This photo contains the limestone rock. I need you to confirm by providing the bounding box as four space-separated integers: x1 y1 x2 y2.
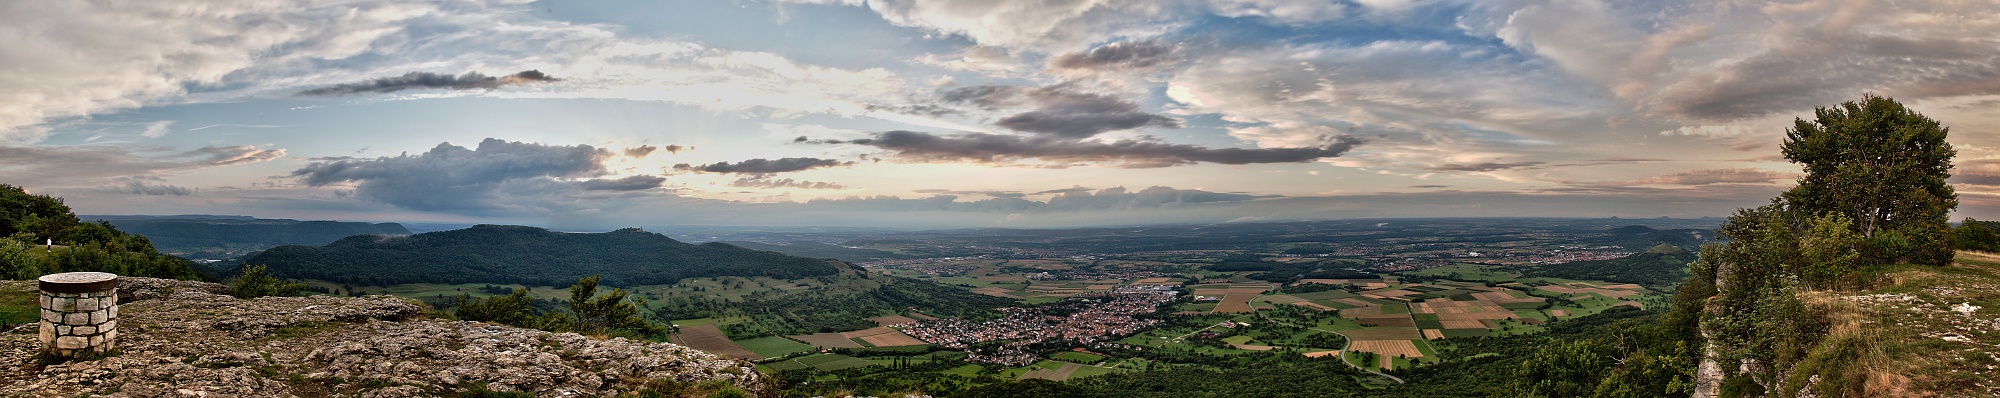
0 277 769 397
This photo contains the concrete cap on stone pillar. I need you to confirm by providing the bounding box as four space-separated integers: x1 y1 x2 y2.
39 272 119 293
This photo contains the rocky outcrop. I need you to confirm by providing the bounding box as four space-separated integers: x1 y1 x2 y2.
0 278 769 397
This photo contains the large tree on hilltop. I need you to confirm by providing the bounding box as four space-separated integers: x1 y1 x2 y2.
1779 94 1957 266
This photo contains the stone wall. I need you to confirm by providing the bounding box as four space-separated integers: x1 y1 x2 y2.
38 272 119 357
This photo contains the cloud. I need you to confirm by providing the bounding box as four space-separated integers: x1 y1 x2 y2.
623 145 685 158
1409 185 1450 189
295 70 558 96
289 138 619 213
1425 162 1545 172
577 175 667 191
731 177 849 190
825 130 1361 168
787 0 1185 52
672 157 854 174
1631 168 1792 186
624 146 659 158
140 120 174 139
1048 40 1178 70
110 180 194 196
935 84 1181 138
0 144 284 189
0 0 478 141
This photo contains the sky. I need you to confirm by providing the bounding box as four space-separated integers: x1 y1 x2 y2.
4 0 2000 230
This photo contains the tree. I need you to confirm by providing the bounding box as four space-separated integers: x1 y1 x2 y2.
228 265 308 298
1780 94 1957 266
1954 218 2000 252
454 288 536 326
566 275 663 336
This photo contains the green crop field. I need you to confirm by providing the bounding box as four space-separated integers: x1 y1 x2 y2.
794 353 878 371
1052 351 1105 363
737 336 814 358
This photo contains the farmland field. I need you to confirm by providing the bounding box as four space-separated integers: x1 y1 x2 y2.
794 353 878 371
671 324 761 360
789 332 865 349
842 326 927 347
736 336 814 358
1348 340 1424 358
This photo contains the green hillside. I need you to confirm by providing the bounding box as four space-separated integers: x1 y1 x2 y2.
242 224 842 286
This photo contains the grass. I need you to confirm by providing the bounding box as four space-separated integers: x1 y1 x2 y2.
0 286 38 325
1068 364 1125 379
791 353 878 371
1052 351 1105 363
735 336 814 358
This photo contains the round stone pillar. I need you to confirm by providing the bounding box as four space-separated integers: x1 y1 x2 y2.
37 272 120 357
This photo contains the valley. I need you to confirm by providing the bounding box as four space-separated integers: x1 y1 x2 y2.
274 218 1701 396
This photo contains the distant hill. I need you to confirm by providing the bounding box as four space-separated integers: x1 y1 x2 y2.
717 241 913 262
241 225 842 286
91 216 411 259
1586 225 1710 251
1519 243 1696 288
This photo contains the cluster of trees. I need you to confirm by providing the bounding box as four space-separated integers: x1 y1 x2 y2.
0 184 205 280
1954 218 2000 252
453 275 664 337
241 224 843 286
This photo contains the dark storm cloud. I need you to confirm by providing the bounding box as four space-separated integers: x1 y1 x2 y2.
938 84 1180 138
295 70 559 96
1424 162 1546 172
732 177 848 190
671 157 853 174
1048 40 1177 70
289 138 614 212
826 131 1361 168
577 175 667 191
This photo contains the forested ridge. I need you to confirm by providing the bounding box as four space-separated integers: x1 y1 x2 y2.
95 217 410 257
243 224 842 286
